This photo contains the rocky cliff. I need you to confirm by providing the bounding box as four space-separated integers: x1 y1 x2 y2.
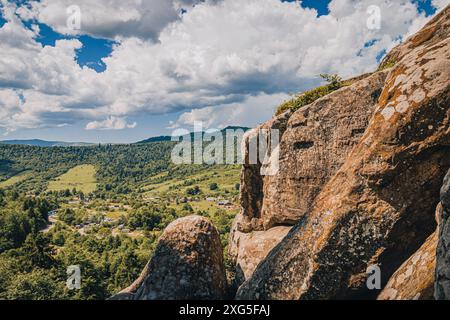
234 6 449 299
230 68 389 282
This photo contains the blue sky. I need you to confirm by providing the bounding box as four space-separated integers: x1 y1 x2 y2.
285 0 331 16
29 22 116 72
413 0 439 15
0 0 446 143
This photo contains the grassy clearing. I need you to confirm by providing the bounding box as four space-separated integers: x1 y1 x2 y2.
0 171 33 188
144 166 241 197
47 164 97 194
190 200 239 214
105 210 127 220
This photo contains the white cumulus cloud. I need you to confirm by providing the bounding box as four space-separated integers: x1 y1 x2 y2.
171 92 290 129
0 0 443 134
432 0 449 11
18 0 219 41
86 116 137 130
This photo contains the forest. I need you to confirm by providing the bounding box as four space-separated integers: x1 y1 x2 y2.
0 141 241 299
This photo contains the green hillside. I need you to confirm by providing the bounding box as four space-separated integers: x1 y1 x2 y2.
47 165 98 194
0 141 241 300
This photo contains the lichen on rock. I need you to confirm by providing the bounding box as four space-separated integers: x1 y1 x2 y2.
236 7 450 300
378 231 437 300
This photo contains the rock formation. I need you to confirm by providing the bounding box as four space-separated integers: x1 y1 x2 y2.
229 225 291 282
378 231 437 300
235 7 450 300
111 216 227 300
379 169 450 300
230 71 389 281
436 170 450 300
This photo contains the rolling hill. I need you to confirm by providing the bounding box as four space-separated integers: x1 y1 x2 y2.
0 139 94 147
137 126 251 144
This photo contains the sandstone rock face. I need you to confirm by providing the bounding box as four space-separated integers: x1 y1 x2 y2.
237 7 450 300
238 111 291 233
436 170 450 300
230 71 388 282
378 232 437 300
111 216 227 300
229 112 292 282
229 226 291 282
237 72 388 233
262 71 388 230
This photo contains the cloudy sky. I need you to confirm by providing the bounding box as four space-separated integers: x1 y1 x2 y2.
0 0 447 143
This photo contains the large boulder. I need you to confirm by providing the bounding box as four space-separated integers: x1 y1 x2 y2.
230 71 388 281
237 7 450 300
236 71 387 233
378 231 437 300
436 170 450 300
261 71 388 230
111 216 228 300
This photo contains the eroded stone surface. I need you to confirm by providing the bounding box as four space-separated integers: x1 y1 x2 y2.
238 111 291 233
378 232 437 300
229 225 291 281
230 71 388 282
111 216 227 300
237 71 388 233
237 7 450 300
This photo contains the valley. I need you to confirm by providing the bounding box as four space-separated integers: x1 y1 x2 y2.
0 141 241 299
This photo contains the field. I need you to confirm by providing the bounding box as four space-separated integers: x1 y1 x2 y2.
144 166 241 197
47 164 98 194
0 170 33 188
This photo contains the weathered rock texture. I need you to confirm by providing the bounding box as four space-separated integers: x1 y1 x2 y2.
436 170 450 300
236 7 450 300
111 216 227 300
378 200 445 300
237 72 388 232
229 226 291 281
238 111 291 233
262 72 388 230
378 231 437 300
230 70 389 281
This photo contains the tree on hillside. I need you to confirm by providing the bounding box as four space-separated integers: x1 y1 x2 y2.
209 182 219 191
320 73 343 90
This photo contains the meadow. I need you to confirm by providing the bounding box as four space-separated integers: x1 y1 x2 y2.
47 164 98 194
0 170 33 188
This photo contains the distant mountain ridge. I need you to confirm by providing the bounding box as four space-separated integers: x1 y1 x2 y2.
0 139 94 147
0 126 252 147
136 126 251 144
